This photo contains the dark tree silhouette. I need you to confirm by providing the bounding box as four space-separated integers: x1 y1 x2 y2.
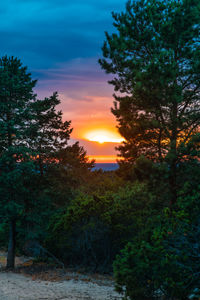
99 0 200 205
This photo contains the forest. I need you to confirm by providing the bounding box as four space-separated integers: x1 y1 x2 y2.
0 0 200 299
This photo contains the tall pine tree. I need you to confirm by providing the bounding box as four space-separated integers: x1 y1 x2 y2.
0 56 73 267
0 56 38 267
99 0 200 205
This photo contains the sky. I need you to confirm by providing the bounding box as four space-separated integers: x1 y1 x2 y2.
0 0 125 162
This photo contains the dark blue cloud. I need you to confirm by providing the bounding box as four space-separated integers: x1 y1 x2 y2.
0 0 124 69
0 0 125 98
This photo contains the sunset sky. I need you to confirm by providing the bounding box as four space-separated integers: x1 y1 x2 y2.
1 0 125 162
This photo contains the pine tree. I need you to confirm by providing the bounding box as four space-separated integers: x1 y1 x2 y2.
0 56 38 267
99 0 200 205
0 56 73 267
30 92 72 176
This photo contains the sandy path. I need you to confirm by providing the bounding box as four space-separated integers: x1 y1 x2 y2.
0 272 122 300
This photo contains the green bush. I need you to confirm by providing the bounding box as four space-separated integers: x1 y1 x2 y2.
46 182 158 272
114 208 200 300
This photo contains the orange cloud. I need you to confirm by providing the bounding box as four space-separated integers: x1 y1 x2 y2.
88 155 118 163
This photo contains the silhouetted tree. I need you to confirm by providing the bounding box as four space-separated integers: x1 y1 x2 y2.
0 56 73 268
99 0 200 205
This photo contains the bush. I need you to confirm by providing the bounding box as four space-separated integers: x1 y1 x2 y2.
46 182 158 272
114 208 200 300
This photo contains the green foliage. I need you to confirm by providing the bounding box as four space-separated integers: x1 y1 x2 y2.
30 92 73 175
100 0 200 161
114 199 200 300
46 181 159 272
0 57 43 244
113 157 200 299
0 56 37 153
114 241 162 300
81 168 124 194
45 142 95 207
99 0 200 205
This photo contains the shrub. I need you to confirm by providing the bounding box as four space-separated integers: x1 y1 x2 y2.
114 208 200 300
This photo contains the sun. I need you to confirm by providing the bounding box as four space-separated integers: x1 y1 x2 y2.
85 130 123 144
89 134 110 144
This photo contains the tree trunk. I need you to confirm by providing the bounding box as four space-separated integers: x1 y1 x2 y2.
6 219 16 269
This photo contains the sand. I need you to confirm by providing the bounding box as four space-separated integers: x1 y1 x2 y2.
0 271 122 300
0 251 122 299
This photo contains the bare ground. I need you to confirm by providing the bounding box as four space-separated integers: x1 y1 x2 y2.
0 252 122 300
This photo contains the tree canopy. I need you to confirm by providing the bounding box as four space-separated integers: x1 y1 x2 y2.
99 0 200 203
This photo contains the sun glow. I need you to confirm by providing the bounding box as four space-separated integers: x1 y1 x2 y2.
85 130 124 144
88 155 118 163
